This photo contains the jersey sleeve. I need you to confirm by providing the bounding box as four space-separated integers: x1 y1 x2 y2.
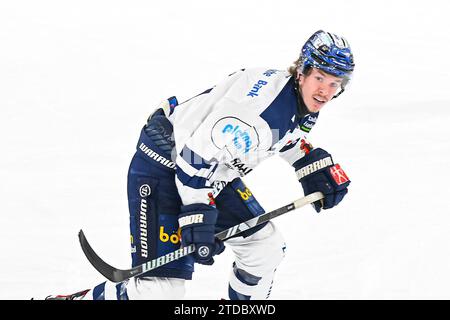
277 111 320 166
278 135 311 166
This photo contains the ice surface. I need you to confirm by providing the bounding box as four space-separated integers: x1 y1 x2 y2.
1 0 449 299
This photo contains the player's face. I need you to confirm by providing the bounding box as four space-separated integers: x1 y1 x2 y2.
298 68 343 113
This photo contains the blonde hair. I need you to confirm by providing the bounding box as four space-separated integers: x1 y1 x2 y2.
288 58 301 77
288 58 313 78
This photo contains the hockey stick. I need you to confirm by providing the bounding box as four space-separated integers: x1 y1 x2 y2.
79 191 323 283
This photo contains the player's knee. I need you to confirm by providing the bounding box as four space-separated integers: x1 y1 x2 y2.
233 222 286 276
258 223 286 273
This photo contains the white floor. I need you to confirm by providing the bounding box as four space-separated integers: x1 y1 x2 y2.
1 0 449 299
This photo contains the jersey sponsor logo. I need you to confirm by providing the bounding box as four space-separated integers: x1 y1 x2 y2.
222 124 253 154
307 115 318 122
299 115 318 133
329 164 350 185
211 117 259 155
247 80 268 97
178 214 204 228
159 226 181 245
227 158 253 176
296 156 333 180
263 69 279 77
138 143 176 169
247 69 280 97
236 187 253 201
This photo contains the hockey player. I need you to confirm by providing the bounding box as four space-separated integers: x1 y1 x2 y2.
45 30 354 300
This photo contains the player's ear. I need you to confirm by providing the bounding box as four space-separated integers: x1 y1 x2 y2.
297 72 303 85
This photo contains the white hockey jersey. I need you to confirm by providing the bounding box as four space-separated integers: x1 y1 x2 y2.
167 68 319 205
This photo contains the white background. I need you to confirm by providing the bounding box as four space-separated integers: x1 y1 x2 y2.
1 0 449 299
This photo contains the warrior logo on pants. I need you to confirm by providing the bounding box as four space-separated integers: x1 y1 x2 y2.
140 184 151 197
139 184 151 258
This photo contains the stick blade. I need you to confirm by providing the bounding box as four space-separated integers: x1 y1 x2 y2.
78 230 122 282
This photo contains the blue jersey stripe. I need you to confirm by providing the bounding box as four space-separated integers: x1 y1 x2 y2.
176 166 209 189
180 145 212 171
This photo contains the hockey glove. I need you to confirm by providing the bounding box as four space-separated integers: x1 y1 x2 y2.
293 148 350 213
178 203 225 265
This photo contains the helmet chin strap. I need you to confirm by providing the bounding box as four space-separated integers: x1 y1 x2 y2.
332 88 345 99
